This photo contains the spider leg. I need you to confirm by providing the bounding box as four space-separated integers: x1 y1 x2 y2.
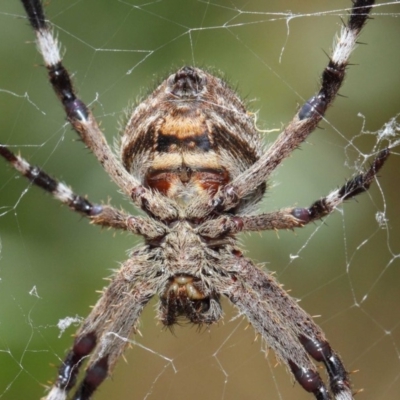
45 255 157 400
19 0 175 219
199 148 389 237
218 254 353 400
0 144 164 238
243 148 389 231
212 0 375 212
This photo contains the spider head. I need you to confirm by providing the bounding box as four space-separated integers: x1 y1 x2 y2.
159 274 222 326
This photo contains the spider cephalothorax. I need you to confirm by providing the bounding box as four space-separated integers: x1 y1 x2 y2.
0 1 389 400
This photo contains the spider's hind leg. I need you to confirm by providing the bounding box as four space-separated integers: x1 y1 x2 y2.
19 0 171 218
212 0 376 213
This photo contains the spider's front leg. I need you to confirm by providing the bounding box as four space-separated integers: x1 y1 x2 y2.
211 0 375 212
216 254 353 400
46 254 158 400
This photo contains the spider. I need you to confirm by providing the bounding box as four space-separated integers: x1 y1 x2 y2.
0 0 389 399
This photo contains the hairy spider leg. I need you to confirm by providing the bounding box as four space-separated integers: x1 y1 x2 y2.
0 1 383 400
0 145 164 237
219 255 353 400
199 148 389 233
46 257 158 400
214 0 376 212
19 0 174 219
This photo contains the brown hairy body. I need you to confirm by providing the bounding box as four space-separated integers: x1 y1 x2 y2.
0 1 388 400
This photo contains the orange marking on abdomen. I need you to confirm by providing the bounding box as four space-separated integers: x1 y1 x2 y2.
145 166 229 197
157 115 212 153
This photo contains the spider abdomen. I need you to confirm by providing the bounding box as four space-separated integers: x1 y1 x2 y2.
121 66 265 210
143 111 230 200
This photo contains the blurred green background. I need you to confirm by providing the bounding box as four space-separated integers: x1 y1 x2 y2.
0 1 399 399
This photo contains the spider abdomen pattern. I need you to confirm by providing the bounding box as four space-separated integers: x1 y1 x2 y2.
122 66 265 213
0 1 390 400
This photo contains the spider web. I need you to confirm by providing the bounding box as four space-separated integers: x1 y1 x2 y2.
0 1 399 399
